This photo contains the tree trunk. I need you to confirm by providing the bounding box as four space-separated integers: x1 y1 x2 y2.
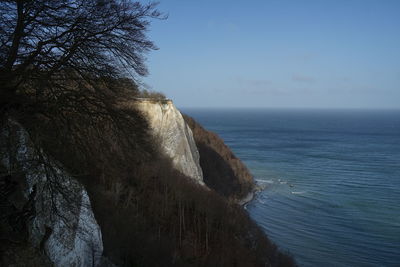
5 0 25 70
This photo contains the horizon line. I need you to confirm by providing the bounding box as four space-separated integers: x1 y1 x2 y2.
178 106 400 111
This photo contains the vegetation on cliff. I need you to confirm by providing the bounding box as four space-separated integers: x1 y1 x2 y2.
184 114 254 200
0 1 295 266
6 99 292 266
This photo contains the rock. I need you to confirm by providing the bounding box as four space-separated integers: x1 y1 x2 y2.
132 99 204 185
0 120 104 267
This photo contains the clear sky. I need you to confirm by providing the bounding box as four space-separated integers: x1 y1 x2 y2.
142 0 400 109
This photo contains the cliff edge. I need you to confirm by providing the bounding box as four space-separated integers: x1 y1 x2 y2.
132 99 204 185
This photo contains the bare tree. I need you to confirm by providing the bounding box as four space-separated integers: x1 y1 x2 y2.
0 1 163 238
0 0 163 113
0 0 163 174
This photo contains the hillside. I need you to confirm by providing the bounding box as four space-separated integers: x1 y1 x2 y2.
183 114 254 200
0 100 295 266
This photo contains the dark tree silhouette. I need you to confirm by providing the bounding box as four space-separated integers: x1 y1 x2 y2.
0 1 162 230
0 0 163 179
0 0 163 113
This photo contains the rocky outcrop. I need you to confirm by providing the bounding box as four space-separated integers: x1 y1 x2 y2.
132 99 204 185
183 114 254 199
0 120 104 266
130 99 253 199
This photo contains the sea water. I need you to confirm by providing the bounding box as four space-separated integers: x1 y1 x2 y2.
183 108 400 267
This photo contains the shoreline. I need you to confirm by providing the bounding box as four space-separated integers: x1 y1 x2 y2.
238 191 255 206
238 183 264 206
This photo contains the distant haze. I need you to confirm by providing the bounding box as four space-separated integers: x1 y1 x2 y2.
144 0 400 109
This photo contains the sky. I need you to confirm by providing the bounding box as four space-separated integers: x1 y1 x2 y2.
142 0 400 109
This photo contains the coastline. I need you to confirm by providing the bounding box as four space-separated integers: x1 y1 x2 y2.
238 191 255 206
238 183 264 206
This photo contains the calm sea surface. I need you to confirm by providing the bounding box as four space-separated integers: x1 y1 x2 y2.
183 108 400 267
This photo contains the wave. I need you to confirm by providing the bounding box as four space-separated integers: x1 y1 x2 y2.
255 178 274 184
291 191 306 195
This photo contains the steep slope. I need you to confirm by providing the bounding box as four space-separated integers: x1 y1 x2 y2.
0 120 104 266
132 99 204 185
183 114 254 199
0 101 295 267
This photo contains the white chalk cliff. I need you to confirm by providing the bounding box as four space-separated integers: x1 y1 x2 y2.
0 120 104 267
133 99 204 185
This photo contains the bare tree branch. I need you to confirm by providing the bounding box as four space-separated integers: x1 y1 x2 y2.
0 0 164 112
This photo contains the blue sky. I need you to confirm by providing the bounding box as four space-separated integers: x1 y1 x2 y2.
142 0 400 109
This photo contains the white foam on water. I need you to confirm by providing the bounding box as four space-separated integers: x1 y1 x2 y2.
257 199 266 204
291 191 306 195
255 178 274 184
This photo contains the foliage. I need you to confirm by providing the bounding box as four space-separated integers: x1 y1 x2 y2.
184 114 254 200
137 89 167 99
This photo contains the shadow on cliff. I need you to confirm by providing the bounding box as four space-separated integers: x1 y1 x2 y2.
197 142 243 197
183 114 254 200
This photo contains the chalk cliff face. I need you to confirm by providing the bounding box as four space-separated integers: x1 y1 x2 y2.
133 99 204 185
0 120 103 267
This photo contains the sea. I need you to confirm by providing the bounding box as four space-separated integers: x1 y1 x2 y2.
183 108 400 267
